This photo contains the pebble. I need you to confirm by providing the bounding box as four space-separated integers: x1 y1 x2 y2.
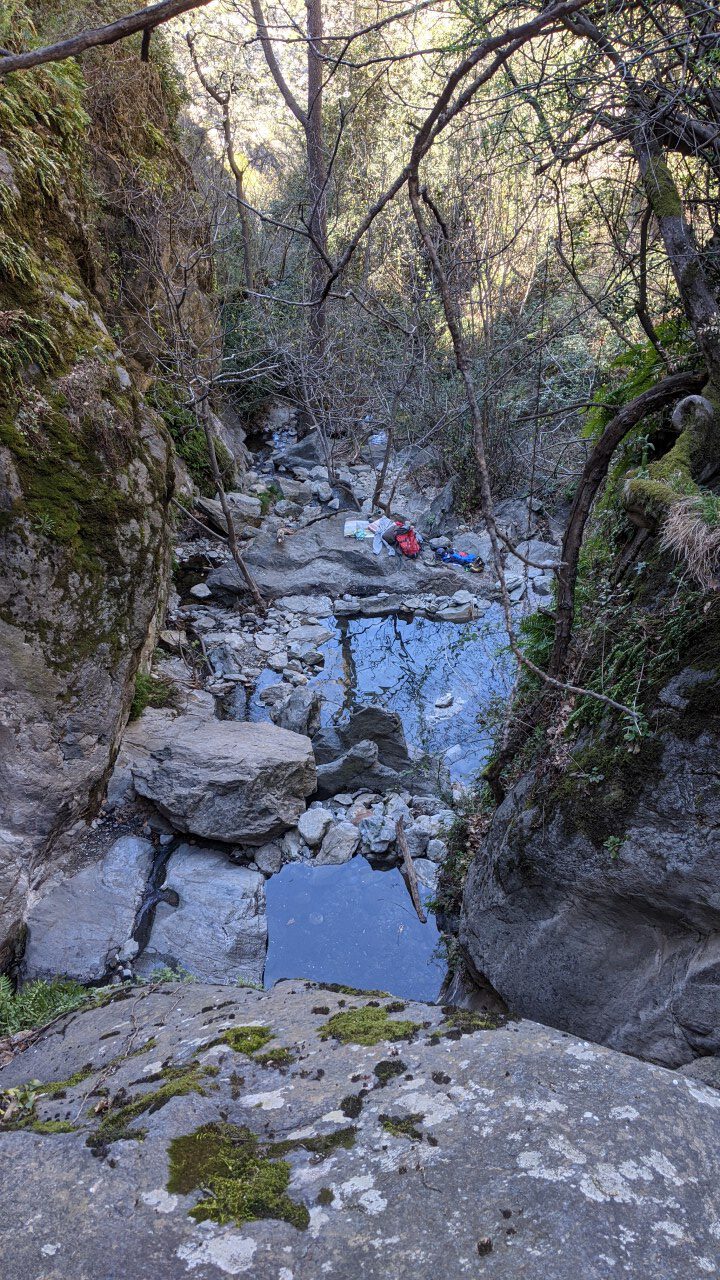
435 692 454 709
189 582 211 599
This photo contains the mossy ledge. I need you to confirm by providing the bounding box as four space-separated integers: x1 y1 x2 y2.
85 1061 217 1153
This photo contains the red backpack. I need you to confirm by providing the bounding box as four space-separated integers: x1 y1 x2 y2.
395 526 421 558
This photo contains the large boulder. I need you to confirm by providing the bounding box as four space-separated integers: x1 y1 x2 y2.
504 538 559 581
124 711 316 842
314 740 403 800
21 836 154 984
1 980 719 1279
460 667 720 1067
208 513 467 601
135 845 266 985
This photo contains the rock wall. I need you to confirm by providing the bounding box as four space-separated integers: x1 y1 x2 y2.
460 663 720 1066
0 4 215 966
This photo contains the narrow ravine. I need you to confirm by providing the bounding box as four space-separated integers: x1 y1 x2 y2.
19 412 557 1003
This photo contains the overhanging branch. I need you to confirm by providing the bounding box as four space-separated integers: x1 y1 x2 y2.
0 0 216 75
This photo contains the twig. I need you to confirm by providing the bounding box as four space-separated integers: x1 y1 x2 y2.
396 818 427 924
171 495 229 543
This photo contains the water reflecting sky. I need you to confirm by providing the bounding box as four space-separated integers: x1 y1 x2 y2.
264 857 445 1002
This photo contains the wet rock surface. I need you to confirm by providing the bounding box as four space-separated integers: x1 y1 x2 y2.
1 982 719 1280
213 513 468 601
22 836 154 984
135 846 267 986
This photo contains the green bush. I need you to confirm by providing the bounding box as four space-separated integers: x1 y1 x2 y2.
147 380 235 495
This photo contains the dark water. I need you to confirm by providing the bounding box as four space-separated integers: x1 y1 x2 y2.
257 608 512 999
264 857 445 1001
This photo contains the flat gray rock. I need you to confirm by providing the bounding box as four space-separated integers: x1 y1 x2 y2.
1 981 719 1279
135 845 266 985
209 514 467 601
124 711 316 842
22 836 154 983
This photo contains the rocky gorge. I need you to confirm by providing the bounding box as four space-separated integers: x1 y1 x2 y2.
16 418 529 999
3 4 720 1276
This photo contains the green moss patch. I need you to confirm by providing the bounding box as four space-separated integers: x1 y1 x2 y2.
269 1127 357 1159
373 1059 407 1086
86 1062 214 1152
319 1006 420 1046
340 1093 365 1118
436 1008 503 1036
221 1025 273 1055
167 1123 309 1230
380 1113 425 1142
318 983 390 997
253 1047 295 1070
30 1119 77 1134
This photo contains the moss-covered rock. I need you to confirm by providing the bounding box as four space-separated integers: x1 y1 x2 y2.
0 1 219 966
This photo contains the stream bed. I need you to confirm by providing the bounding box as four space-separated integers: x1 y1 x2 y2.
262 604 512 998
253 604 512 780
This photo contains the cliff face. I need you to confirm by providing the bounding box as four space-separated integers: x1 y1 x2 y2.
460 608 720 1068
0 4 214 966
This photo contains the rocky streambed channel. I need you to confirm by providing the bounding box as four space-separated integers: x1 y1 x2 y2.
21 420 561 1005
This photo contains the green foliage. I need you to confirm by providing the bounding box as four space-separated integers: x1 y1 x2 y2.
0 9 89 216
582 320 697 439
603 835 623 859
0 975 92 1036
221 300 276 421
167 1123 310 1231
129 671 176 720
148 380 235 496
0 311 58 386
518 609 555 671
259 483 282 514
318 1005 420 1046
692 492 720 529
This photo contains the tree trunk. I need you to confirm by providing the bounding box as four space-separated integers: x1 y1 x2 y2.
548 369 706 679
634 133 720 398
305 0 328 355
223 105 255 295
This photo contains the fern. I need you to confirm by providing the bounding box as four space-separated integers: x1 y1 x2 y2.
0 975 92 1036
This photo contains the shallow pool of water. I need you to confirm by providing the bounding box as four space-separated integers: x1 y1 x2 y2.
264 857 445 1002
310 606 512 781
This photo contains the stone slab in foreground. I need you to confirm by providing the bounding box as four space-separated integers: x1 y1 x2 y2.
0 982 719 1279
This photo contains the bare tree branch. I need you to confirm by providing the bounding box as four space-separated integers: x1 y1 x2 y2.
0 0 215 74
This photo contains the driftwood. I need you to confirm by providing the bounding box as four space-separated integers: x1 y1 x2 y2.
395 817 427 924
